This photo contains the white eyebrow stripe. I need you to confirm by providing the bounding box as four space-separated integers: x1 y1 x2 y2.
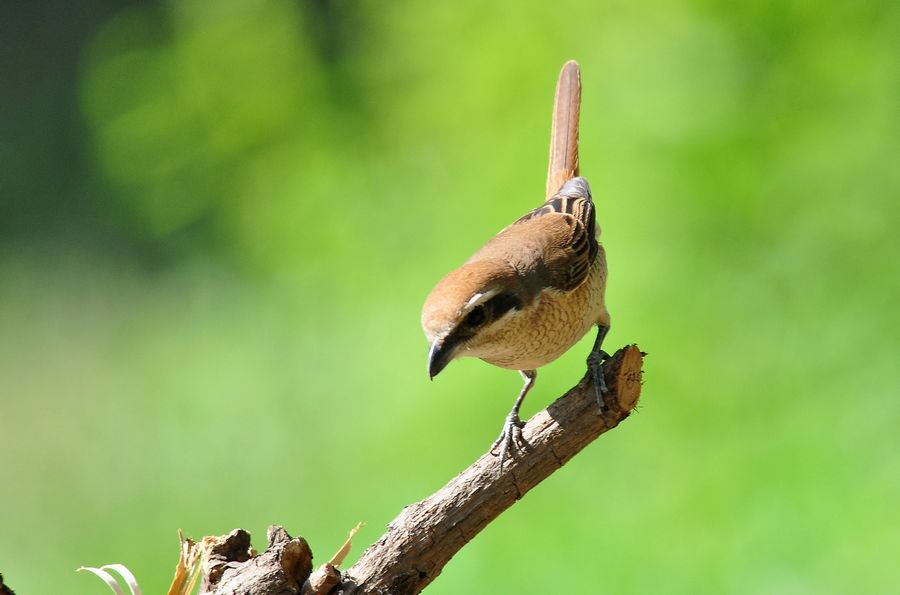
464 288 500 310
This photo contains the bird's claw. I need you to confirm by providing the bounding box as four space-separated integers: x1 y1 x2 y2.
490 413 527 471
587 349 610 411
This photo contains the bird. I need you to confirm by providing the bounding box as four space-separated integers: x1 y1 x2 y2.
421 60 610 467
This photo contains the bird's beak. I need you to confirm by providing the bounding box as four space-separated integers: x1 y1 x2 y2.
428 338 455 380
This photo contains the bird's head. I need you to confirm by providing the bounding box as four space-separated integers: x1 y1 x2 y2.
421 259 525 379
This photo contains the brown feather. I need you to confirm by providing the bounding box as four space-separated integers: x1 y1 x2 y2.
546 61 581 199
473 177 597 293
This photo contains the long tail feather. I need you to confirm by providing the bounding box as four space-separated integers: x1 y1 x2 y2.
546 60 581 199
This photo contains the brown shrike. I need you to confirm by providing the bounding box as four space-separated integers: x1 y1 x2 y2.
421 61 610 466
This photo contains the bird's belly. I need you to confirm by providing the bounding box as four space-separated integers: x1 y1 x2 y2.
471 255 608 371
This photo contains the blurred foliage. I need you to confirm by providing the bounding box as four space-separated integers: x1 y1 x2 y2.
1 0 898 593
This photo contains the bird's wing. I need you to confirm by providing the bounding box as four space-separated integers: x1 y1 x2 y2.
521 197 597 292
477 178 597 292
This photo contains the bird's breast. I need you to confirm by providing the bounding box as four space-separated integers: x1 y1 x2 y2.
466 248 608 371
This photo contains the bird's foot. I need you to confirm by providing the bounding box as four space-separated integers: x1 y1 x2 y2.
490 412 527 471
587 348 610 411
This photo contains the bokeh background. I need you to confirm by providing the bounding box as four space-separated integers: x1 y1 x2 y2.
2 1 898 593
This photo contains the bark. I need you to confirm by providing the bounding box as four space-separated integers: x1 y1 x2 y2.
200 344 644 595
200 527 313 595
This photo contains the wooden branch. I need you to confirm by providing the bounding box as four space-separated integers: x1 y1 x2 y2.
339 344 643 594
200 526 312 594
199 344 644 595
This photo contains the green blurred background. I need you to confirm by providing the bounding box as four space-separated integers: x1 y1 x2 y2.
2 1 898 593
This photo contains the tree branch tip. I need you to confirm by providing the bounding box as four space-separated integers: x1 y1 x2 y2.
191 340 646 594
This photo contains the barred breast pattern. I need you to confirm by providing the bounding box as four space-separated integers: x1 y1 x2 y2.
466 245 609 371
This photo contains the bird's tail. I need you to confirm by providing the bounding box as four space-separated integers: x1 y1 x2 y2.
546 60 581 200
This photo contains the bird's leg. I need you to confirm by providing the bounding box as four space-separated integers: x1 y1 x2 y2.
491 370 536 469
587 325 610 410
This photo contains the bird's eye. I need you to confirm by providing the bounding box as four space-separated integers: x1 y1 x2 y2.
465 305 487 327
